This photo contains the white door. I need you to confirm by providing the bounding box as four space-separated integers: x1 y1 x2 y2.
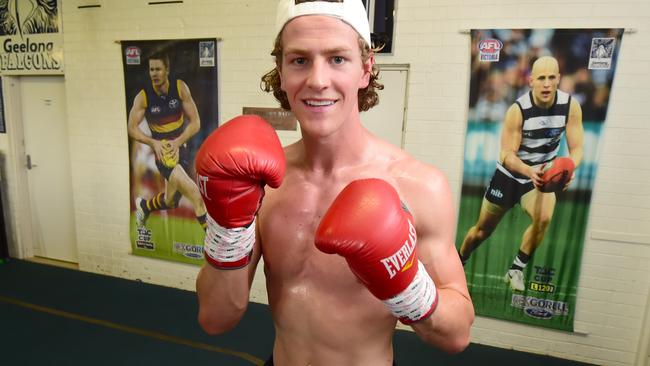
20 76 77 263
360 66 408 148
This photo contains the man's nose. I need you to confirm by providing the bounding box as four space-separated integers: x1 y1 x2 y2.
306 59 329 90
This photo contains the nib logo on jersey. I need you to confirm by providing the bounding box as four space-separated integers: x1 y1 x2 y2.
490 188 503 199
0 0 64 74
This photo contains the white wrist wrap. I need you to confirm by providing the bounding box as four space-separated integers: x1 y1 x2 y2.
204 214 255 267
382 261 438 324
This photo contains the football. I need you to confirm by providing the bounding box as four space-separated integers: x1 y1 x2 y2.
539 157 575 193
160 139 178 168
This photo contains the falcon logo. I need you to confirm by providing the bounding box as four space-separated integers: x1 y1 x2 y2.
380 219 417 279
0 0 59 37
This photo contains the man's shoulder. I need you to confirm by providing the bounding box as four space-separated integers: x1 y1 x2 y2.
390 157 453 233
557 89 571 105
514 91 531 109
390 156 448 196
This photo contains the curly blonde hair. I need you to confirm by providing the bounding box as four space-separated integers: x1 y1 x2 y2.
260 34 383 112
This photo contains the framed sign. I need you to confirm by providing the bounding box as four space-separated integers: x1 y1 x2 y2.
0 0 64 75
242 107 297 131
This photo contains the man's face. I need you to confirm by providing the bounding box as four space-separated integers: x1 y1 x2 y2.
149 59 168 88
278 15 372 137
529 60 560 108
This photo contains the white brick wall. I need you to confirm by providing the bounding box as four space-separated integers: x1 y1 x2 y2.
0 0 647 365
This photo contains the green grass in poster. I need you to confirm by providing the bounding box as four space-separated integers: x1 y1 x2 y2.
130 213 205 266
455 190 589 331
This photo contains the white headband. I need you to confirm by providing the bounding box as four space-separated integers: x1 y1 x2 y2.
275 0 371 46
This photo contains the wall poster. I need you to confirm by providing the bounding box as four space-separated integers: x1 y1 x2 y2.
457 28 623 331
121 38 219 265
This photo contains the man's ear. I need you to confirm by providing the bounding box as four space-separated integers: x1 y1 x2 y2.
359 52 375 89
277 64 285 92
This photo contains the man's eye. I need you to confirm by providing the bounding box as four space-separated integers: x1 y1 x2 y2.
332 56 345 64
293 58 306 65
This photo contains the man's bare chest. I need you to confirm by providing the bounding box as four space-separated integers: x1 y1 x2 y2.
258 178 340 272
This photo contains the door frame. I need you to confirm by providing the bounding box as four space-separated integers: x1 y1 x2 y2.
2 75 76 261
637 291 650 366
375 63 410 148
2 76 37 259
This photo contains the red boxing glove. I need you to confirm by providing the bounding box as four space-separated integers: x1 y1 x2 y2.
196 115 285 268
315 179 438 324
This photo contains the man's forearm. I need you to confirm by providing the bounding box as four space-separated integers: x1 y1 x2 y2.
569 147 584 168
502 151 533 177
128 126 155 146
411 288 474 354
176 120 200 145
196 264 252 334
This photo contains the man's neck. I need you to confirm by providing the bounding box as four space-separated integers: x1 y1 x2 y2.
532 92 556 109
300 116 372 174
153 79 170 95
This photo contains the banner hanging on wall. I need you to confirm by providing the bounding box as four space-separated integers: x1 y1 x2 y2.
0 0 64 74
456 28 623 331
121 38 219 265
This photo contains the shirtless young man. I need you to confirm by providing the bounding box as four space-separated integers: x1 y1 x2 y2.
195 1 474 364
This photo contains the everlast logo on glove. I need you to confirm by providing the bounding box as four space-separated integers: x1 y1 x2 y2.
196 174 210 201
380 219 417 279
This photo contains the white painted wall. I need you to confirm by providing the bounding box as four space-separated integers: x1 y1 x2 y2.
0 0 647 365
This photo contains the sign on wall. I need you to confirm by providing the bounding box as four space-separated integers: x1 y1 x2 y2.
456 28 623 331
0 0 64 75
121 39 219 265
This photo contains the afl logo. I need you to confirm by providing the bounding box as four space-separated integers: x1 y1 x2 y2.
169 99 179 109
125 46 141 65
478 39 502 62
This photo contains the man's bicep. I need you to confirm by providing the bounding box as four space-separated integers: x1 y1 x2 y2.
413 175 468 295
499 104 523 165
566 100 584 147
418 220 468 296
179 81 200 119
127 91 146 129
247 224 264 287
501 104 523 151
